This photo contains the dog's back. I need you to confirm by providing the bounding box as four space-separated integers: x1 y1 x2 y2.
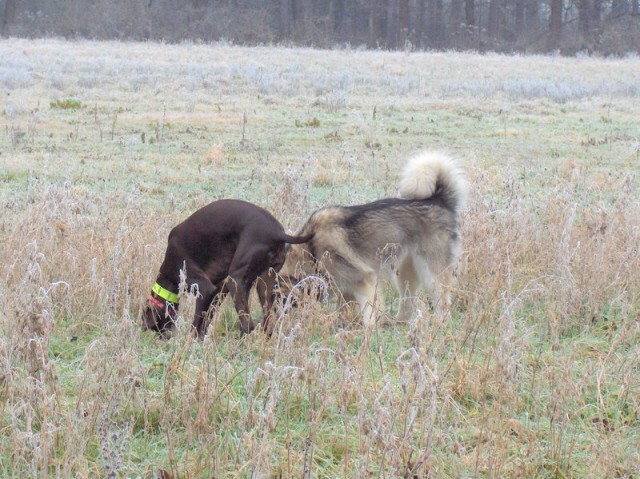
305 151 466 271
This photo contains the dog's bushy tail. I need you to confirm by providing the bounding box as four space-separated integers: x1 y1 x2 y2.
398 151 468 212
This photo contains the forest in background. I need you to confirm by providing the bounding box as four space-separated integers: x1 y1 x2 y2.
1 0 639 56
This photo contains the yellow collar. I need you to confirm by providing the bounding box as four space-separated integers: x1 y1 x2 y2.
152 283 180 304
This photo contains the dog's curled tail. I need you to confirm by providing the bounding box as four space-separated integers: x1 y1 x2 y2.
398 150 468 212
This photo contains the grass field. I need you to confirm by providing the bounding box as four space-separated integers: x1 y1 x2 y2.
1 38 639 478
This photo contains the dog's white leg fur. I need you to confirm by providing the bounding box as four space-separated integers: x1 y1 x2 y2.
351 276 382 328
412 255 446 312
434 269 454 315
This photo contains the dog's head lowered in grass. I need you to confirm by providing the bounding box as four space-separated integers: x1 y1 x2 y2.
280 151 468 327
141 199 312 338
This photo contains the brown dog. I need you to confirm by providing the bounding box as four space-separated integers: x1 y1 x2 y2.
141 199 311 337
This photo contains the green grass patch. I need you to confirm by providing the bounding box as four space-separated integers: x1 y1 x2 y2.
50 98 85 110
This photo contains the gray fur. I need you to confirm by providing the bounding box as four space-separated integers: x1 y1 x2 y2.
283 151 467 326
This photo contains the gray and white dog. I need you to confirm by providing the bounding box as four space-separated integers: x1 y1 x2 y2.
281 151 468 326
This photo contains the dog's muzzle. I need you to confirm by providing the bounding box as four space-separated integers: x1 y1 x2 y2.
143 291 179 333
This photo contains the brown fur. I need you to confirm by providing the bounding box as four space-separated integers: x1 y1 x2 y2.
141 199 311 337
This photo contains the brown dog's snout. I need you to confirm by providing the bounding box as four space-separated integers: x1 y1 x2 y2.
141 297 177 335
140 305 154 331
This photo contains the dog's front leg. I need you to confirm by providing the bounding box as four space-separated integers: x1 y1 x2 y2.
192 281 217 339
352 277 384 328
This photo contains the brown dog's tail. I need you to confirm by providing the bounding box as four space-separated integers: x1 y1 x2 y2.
280 233 314 244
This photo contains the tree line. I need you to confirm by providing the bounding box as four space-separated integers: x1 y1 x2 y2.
1 0 639 55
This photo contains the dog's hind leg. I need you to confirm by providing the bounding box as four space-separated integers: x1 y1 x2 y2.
255 268 278 335
414 257 451 316
227 243 275 334
224 276 255 334
434 268 454 315
395 257 420 322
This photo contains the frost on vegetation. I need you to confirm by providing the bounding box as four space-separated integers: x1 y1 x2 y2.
54 55 76 73
442 77 587 102
48 71 65 90
77 72 100 89
312 71 351 96
113 62 159 91
256 71 295 96
606 79 640 97
128 72 151 92
84 56 107 73
76 58 108 88
0 58 32 89
500 77 589 103
98 407 131 479
317 90 347 112
375 72 421 96
253 68 304 97
182 63 209 90
443 74 640 102
223 61 353 97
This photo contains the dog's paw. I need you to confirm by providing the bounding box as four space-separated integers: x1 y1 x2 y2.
261 314 276 337
240 320 256 335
